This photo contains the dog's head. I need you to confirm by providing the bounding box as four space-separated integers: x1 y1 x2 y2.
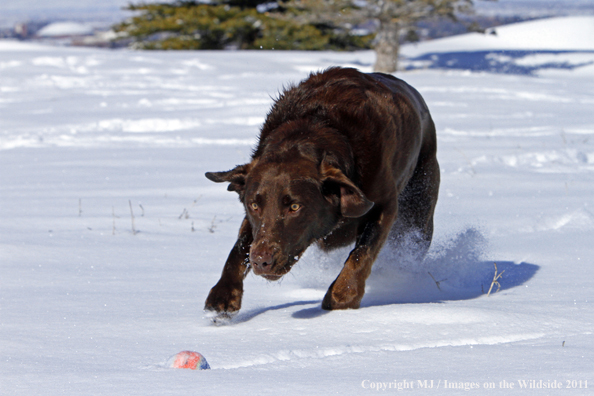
206 152 373 280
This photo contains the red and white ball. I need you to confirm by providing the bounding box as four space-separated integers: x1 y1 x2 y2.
168 351 210 370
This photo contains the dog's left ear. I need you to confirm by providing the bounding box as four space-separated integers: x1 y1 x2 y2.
321 162 374 218
205 164 250 193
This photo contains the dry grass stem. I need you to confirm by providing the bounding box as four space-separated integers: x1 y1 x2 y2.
208 216 217 233
487 262 504 296
428 272 446 291
129 200 137 235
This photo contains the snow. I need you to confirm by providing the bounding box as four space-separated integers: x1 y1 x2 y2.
475 0 594 17
1 16 593 395
403 16 594 55
400 16 594 75
405 16 594 55
36 22 94 37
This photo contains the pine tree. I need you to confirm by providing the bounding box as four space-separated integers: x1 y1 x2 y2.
113 0 489 71
113 0 372 50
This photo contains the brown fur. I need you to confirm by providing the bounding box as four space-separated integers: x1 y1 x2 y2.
204 67 439 315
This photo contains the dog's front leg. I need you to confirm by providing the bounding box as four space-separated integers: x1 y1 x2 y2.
322 208 396 310
204 217 252 316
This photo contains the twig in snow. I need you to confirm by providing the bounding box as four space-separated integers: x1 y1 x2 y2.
487 262 504 296
129 200 137 235
208 216 217 233
178 208 189 220
191 195 203 207
428 272 446 291
139 204 145 217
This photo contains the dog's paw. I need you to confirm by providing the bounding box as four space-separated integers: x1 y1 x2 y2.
321 279 363 310
204 282 243 316
203 309 237 325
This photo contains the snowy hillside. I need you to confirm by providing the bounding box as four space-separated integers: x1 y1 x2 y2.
405 16 594 53
36 22 94 37
402 16 594 75
1 16 593 395
476 0 594 17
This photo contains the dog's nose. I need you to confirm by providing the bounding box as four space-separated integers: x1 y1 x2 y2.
250 247 274 274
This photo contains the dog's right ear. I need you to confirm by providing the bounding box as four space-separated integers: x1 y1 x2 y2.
205 164 250 193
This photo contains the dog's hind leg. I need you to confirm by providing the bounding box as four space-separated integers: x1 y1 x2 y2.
390 145 440 260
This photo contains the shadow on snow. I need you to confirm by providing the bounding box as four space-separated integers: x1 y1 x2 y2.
233 300 324 323
233 228 539 322
363 227 539 306
402 50 594 75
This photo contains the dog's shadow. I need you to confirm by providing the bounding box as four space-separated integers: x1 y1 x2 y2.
293 227 539 316
232 300 327 324
361 259 538 307
285 260 539 319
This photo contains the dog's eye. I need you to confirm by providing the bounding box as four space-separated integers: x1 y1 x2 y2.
250 202 259 211
289 203 301 212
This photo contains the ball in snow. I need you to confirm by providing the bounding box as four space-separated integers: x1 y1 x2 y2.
169 351 210 370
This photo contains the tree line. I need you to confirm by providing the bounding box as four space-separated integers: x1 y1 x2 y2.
113 0 494 72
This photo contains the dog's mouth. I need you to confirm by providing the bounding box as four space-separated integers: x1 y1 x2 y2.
261 273 283 281
250 254 300 281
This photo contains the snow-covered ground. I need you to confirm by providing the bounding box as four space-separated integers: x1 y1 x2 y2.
476 0 594 17
1 16 593 395
401 16 594 75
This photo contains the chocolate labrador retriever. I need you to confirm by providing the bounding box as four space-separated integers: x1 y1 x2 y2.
204 67 439 318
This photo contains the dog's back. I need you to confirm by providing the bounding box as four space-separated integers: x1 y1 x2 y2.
257 67 437 207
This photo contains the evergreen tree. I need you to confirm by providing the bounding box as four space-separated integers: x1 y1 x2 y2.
114 0 490 72
113 0 372 50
